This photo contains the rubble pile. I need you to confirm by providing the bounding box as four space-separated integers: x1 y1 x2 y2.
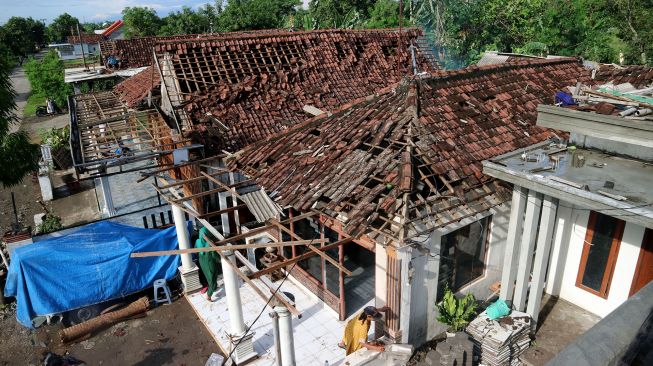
465 310 532 366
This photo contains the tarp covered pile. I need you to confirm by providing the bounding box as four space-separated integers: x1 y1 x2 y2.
465 310 532 366
4 221 185 327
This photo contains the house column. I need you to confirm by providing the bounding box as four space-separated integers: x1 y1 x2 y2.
172 205 201 293
513 190 542 311
275 305 296 366
546 204 573 296
385 247 403 343
221 249 257 363
374 243 388 339
500 186 527 301
99 175 116 216
527 196 558 323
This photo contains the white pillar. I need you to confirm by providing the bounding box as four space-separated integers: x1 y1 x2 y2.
546 204 573 296
221 249 246 335
221 249 257 363
275 306 296 366
172 205 193 270
38 162 54 201
99 175 116 216
513 190 542 311
172 205 201 293
500 186 527 301
527 196 557 322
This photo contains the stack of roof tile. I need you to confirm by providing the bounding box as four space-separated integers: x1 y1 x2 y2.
156 28 437 153
465 311 532 366
113 66 161 108
594 64 653 88
230 58 592 241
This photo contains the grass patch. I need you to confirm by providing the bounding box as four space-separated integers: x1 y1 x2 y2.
23 93 45 117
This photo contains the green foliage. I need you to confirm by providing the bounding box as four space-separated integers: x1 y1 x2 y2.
23 93 45 117
365 0 399 29
24 50 72 107
0 17 46 62
122 7 162 38
219 0 300 32
38 126 70 150
0 46 40 188
308 0 376 29
436 287 478 332
47 13 80 43
37 213 63 234
159 6 217 36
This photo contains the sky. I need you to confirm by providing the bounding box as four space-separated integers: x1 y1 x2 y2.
0 0 215 25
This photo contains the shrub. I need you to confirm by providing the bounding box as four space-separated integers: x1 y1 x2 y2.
24 50 72 107
437 287 478 332
38 126 70 150
37 213 63 234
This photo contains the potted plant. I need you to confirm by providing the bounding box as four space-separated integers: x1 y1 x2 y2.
437 287 478 337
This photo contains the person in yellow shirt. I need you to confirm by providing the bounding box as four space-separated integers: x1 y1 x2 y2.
339 306 390 355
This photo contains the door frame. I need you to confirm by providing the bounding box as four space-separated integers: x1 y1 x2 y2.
629 228 653 297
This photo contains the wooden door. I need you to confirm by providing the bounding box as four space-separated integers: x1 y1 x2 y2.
629 228 653 297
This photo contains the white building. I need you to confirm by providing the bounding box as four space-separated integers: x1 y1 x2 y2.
484 105 653 319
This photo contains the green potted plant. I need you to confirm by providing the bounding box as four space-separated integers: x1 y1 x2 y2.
437 287 478 336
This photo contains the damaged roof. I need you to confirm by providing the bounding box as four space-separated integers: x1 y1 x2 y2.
594 64 653 89
67 34 104 44
229 58 592 243
113 65 160 108
156 28 439 153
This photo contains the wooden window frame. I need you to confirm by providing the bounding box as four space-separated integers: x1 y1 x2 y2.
575 211 626 299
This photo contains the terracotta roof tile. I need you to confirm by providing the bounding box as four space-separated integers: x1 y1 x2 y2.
593 64 653 88
113 66 160 108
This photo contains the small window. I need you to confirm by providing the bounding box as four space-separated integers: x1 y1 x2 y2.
438 216 491 300
576 211 625 298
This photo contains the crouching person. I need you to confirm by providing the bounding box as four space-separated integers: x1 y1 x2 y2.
339 306 389 355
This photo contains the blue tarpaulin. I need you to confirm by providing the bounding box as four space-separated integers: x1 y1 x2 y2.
4 221 186 327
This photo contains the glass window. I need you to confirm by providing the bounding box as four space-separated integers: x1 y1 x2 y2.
438 216 491 300
576 211 625 298
294 218 323 282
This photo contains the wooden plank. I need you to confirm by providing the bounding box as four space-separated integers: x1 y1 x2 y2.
201 172 243 199
249 238 353 279
219 251 301 317
130 239 328 258
269 219 353 276
198 204 247 219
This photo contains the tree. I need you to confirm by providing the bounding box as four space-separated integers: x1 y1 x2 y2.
0 47 39 188
159 6 214 36
0 17 46 63
122 7 162 38
308 0 375 29
218 0 300 32
24 50 72 107
47 13 79 43
365 0 400 28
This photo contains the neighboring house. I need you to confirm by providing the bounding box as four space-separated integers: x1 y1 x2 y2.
483 98 653 318
49 34 103 60
227 58 592 346
100 20 125 40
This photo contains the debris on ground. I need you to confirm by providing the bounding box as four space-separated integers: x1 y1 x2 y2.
465 310 532 366
417 333 474 366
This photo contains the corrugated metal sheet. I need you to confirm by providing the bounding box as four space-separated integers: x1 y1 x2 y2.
240 189 282 222
477 52 510 66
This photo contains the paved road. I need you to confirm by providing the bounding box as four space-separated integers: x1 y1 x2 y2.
8 67 31 133
8 65 69 142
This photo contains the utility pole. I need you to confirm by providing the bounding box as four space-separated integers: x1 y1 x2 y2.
76 22 88 70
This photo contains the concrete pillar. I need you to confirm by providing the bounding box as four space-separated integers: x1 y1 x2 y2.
99 175 116 216
513 190 542 312
374 243 388 340
172 205 201 293
221 250 257 363
172 205 193 270
275 306 296 366
37 161 53 201
527 196 558 322
426 233 442 341
545 204 573 296
500 186 527 301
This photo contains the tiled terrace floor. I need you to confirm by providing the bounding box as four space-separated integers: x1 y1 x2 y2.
186 275 372 366
521 295 601 365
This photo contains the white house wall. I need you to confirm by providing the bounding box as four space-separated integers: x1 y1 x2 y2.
548 204 646 318
404 202 511 346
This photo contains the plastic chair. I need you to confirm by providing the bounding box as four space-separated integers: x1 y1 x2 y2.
153 279 172 305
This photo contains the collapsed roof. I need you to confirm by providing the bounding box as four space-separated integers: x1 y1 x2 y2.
593 64 653 89
113 65 161 108
229 58 593 244
155 28 439 153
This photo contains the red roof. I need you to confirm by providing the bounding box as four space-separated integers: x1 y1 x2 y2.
155 28 439 153
230 58 593 239
113 66 160 108
67 34 104 44
102 20 124 38
593 64 653 89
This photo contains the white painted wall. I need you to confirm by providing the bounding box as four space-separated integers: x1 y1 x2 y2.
547 203 646 318
403 202 511 346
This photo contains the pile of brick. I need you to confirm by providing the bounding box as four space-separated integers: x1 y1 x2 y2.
465 311 532 366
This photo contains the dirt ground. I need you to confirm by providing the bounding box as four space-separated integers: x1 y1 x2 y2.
0 297 222 366
0 173 50 235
